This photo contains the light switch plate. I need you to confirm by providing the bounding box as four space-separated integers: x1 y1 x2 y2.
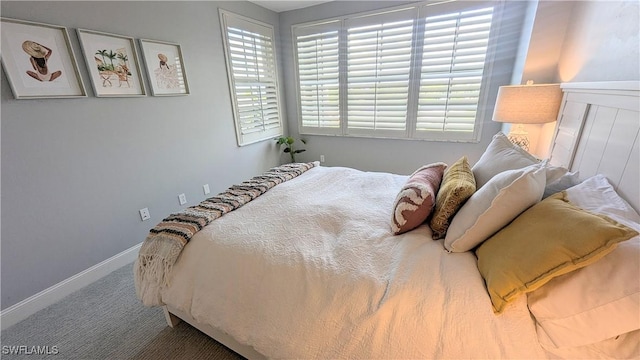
203 184 210 195
178 193 187 205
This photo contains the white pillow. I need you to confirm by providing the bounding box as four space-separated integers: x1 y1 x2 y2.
540 329 640 359
544 164 569 184
543 171 580 199
565 174 640 223
472 132 539 189
527 174 640 349
444 163 546 252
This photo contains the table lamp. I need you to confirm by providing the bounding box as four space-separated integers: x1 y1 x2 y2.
492 81 563 151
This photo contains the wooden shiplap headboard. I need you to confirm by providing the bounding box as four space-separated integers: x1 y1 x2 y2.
549 81 640 213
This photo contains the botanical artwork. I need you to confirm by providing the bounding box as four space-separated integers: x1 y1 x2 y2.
77 29 145 96
1 18 86 98
140 39 189 96
93 48 132 88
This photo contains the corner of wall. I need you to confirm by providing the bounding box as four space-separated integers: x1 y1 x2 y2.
510 0 539 85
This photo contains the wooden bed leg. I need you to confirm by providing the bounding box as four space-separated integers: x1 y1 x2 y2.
163 306 181 328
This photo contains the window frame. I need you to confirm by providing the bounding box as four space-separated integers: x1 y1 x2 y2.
291 0 502 142
293 19 343 136
344 7 417 138
293 19 344 136
220 9 284 146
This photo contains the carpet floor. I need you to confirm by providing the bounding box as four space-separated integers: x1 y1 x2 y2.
1 263 245 360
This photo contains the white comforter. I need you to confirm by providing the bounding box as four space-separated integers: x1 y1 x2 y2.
161 165 548 359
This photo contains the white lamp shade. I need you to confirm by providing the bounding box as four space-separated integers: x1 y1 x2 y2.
492 84 563 124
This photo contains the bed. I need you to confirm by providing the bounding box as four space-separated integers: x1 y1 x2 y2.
135 81 640 359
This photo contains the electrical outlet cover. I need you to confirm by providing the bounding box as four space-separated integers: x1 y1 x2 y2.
139 208 150 221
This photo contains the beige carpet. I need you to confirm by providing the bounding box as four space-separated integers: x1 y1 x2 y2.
131 321 244 360
1 263 245 360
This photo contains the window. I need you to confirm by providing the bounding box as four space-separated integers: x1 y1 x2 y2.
416 7 494 137
295 21 340 131
220 10 282 146
293 1 498 141
346 9 414 137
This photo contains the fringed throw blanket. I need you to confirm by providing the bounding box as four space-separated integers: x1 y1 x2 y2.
135 162 317 306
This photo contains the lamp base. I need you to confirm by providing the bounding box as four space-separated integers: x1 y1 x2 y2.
508 124 530 152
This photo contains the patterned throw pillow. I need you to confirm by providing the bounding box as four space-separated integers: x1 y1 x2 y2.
391 163 447 235
430 156 476 239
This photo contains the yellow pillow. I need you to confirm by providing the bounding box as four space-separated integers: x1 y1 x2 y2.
476 191 638 313
430 156 476 239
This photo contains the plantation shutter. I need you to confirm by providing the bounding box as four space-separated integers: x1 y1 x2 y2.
292 2 499 141
345 9 415 136
220 11 282 146
295 22 341 133
416 6 494 139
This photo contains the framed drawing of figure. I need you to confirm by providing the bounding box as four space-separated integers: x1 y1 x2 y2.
1 17 87 99
139 39 190 96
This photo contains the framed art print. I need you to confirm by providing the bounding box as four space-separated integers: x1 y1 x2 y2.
139 39 190 96
77 28 146 97
0 17 87 99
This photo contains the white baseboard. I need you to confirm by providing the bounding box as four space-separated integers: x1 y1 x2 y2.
1 242 142 331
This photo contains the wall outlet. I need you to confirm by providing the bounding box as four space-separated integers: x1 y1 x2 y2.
178 193 187 205
203 184 210 195
320 155 325 163
139 208 150 221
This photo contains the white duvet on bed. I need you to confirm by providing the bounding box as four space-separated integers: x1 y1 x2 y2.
160 165 548 359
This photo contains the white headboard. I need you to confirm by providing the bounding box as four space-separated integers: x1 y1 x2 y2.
548 81 640 213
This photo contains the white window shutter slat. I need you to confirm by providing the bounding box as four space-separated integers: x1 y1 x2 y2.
346 10 415 135
416 6 493 136
294 27 340 130
292 2 496 141
220 10 282 146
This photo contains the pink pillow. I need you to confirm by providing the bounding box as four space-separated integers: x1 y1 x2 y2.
391 163 447 235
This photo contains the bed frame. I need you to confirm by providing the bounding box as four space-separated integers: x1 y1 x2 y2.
549 81 639 212
163 305 265 359
163 80 640 359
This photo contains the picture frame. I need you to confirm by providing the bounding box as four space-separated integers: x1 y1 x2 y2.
77 28 146 97
0 17 87 99
139 39 190 96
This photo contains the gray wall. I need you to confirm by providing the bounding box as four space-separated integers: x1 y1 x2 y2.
556 0 639 82
520 1 574 84
278 1 529 174
509 0 639 158
1 1 282 310
519 0 639 83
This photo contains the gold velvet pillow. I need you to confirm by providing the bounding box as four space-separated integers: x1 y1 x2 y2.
476 192 638 313
430 156 476 239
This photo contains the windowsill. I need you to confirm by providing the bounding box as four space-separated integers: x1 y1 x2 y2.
298 132 482 144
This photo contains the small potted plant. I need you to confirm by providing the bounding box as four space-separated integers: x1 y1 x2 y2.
275 136 306 163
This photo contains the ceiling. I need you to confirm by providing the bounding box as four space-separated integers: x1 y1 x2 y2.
249 0 334 13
